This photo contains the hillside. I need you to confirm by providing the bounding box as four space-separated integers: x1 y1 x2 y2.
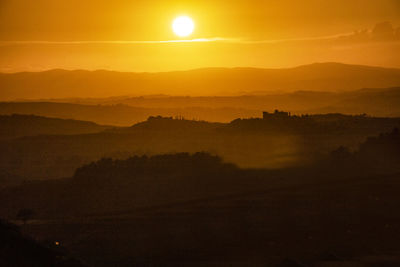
0 133 400 266
2 129 399 218
0 219 85 267
1 63 400 100
0 114 111 140
0 87 399 126
0 102 260 126
0 115 398 180
56 87 400 118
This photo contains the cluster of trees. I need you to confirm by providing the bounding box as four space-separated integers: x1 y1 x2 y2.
0 153 244 219
0 129 398 258
74 152 236 183
330 128 400 171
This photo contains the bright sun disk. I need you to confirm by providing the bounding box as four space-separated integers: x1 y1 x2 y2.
172 16 194 37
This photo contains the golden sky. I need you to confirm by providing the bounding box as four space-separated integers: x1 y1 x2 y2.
0 0 400 72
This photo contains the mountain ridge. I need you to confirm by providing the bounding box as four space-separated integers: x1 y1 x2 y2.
0 114 112 140
2 62 400 100
3 62 400 75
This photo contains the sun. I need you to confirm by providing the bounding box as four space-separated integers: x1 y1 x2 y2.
172 16 195 37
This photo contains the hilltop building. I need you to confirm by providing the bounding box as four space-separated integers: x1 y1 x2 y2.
263 110 291 119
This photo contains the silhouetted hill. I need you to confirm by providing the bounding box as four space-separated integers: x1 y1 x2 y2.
0 114 398 180
1 134 400 266
0 153 242 217
0 219 86 267
43 86 400 113
0 87 399 126
1 63 400 100
306 87 400 116
123 115 223 132
3 130 399 219
0 102 260 126
227 113 400 134
0 114 111 140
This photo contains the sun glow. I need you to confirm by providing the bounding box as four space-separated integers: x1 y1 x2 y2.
172 16 195 37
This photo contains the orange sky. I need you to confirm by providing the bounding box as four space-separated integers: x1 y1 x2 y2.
0 0 400 72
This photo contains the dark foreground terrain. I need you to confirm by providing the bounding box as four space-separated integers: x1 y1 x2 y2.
1 129 399 266
0 219 86 267
20 172 400 267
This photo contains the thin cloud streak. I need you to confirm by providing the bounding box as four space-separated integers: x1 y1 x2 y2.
0 32 375 46
237 33 354 44
0 38 233 46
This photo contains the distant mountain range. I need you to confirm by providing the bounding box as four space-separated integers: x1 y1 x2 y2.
1 63 400 100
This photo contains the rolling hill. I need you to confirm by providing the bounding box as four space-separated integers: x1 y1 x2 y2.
0 115 399 180
0 132 399 266
0 102 259 126
0 114 111 140
1 63 400 100
0 87 399 126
